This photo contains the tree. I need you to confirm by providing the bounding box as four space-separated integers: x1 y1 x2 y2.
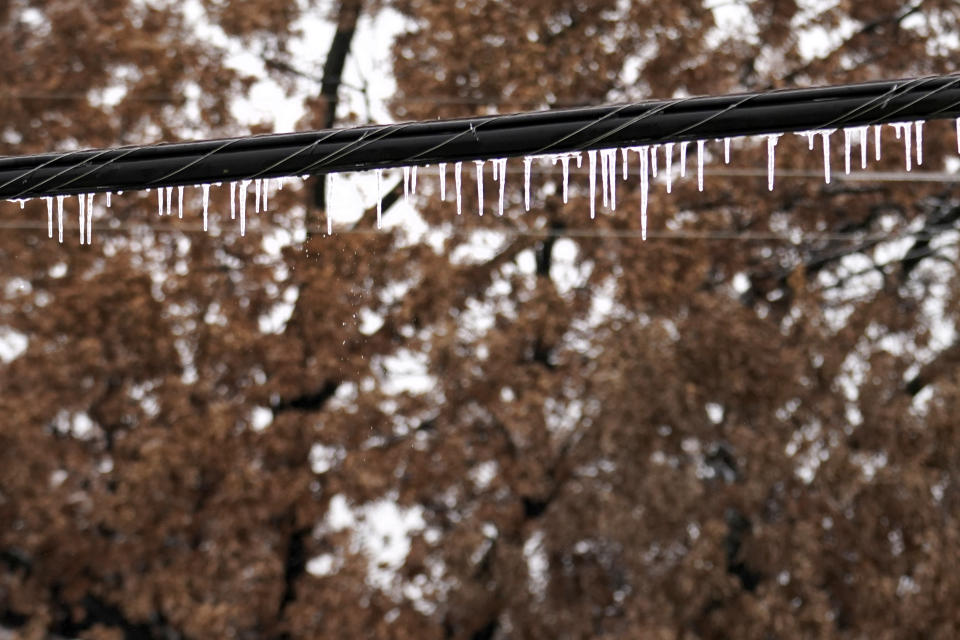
3 0 960 638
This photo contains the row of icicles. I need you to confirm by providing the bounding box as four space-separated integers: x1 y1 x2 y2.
4 119 954 244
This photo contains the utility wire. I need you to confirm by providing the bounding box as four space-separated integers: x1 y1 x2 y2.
2 74 960 200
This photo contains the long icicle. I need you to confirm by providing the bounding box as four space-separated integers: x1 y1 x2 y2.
639 146 649 241
915 121 924 166
239 179 249 236
665 142 673 194
178 186 184 219
455 162 462 215
439 163 447 201
496 158 507 216
766 134 780 191
230 182 236 219
680 141 688 178
202 184 210 232
844 128 852 175
523 156 532 211
165 186 172 216
588 150 597 219
78 194 85 245
874 124 882 161
46 197 53 238
376 169 383 229
697 140 705 192
86 193 93 243
158 187 164 217
57 195 64 243
475 160 484 216
821 130 832 183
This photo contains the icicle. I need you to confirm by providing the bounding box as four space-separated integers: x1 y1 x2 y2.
158 187 164 217
18 199 25 210
639 146 649 241
607 149 617 210
165 186 172 216
239 179 249 236
45 197 53 238
439 163 447 201
766 134 780 191
230 182 236 219
554 154 572 203
915 121 924 166
278 177 285 191
177 186 184 219
492 160 498 182
893 123 902 140
254 179 261 214
201 184 210 232
621 147 629 179
376 169 383 229
106 191 111 208
326 175 332 235
78 194 85 245
874 125 882 161
86 193 93 244
680 141 688 177
859 126 869 169
523 156 532 211
804 131 816 150
651 145 659 178
411 166 418 195
724 137 731 164
697 140 705 192
56 195 64 243
665 142 674 194
600 150 609 209
403 166 411 203
891 123 912 171
263 179 269 211
455 162 463 215
843 128 852 175
474 160 485 216
956 118 960 154
588 149 597 219
495 159 507 216
821 130 832 184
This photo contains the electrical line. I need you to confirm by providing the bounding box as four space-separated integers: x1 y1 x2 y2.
2 74 960 200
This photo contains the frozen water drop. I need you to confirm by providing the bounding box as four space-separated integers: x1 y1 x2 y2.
455 162 462 215
697 140 705 192
474 160 485 216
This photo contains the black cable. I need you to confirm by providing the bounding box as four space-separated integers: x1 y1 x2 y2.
3 74 960 200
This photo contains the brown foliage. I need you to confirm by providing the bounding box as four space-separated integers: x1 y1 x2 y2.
3 0 960 638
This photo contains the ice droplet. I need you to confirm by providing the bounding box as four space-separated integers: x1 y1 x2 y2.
915 121 924 166
230 182 236 219
239 179 249 236
45 197 53 238
376 169 383 229
158 187 164 217
638 146 649 241
588 149 597 220
474 160 485 216
201 184 210 232
56 195 64 243
523 156 532 211
78 194 85 245
766 134 780 191
874 124 882 161
165 186 172 216
177 186 184 219
697 140 705 192
439 163 447 201
843 128 852 175
86 193 93 243
455 162 463 215
724 137 731 164
495 158 507 216
680 141 689 178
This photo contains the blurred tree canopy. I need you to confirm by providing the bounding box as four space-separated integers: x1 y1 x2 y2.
3 0 960 638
